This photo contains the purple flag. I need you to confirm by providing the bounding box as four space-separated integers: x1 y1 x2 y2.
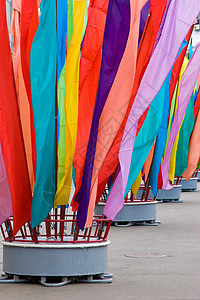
162 43 200 189
76 0 130 230
0 143 12 225
104 0 200 220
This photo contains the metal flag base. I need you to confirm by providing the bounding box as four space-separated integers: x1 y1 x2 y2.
153 185 182 203
180 178 198 192
0 240 112 286
95 201 159 227
136 185 182 203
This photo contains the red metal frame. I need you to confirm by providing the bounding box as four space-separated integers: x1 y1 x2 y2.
1 211 112 244
99 184 156 204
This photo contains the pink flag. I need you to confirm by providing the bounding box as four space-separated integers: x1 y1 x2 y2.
162 43 200 189
104 0 200 220
0 144 12 225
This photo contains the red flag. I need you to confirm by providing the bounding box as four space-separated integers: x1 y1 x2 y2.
194 90 200 119
21 0 39 177
169 27 193 106
0 0 32 235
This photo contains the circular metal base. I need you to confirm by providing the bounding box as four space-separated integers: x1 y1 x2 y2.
152 185 182 202
1 240 111 285
95 201 158 225
181 178 198 191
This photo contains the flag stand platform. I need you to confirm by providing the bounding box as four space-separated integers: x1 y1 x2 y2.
174 176 198 192
136 183 182 203
95 187 160 227
0 211 112 286
180 178 198 191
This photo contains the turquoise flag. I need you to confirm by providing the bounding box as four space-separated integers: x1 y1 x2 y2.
149 38 187 196
31 0 57 228
175 92 195 176
149 72 171 196
125 81 166 196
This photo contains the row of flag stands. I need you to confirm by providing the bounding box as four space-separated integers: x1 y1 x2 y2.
0 0 200 284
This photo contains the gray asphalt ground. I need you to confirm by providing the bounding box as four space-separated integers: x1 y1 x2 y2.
0 183 199 300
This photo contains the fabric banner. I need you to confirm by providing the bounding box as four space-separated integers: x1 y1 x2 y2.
72 0 109 211
0 0 32 234
175 92 195 176
76 0 131 230
86 0 148 227
0 143 12 226
182 109 200 180
11 0 35 191
149 39 187 196
94 0 167 209
56 0 74 192
54 0 87 207
104 0 200 219
21 0 39 177
31 0 57 228
162 43 200 189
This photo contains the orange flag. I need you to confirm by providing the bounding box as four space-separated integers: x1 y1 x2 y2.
86 0 148 227
182 109 200 180
11 0 35 191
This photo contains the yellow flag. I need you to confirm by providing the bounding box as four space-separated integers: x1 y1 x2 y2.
169 57 189 182
54 0 87 207
131 171 142 197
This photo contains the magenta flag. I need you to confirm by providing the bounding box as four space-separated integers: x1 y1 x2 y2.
162 43 200 189
0 143 12 225
104 0 200 220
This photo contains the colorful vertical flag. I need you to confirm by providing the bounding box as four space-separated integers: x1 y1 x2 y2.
149 38 188 196
104 0 200 220
76 0 131 230
30 0 57 228
11 0 35 191
56 0 74 193
54 0 87 207
0 143 12 226
21 0 39 178
94 0 167 209
162 43 200 189
175 92 195 176
0 0 32 235
72 0 109 211
182 108 200 180
86 0 148 227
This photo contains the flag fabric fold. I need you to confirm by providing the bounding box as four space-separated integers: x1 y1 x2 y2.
56 0 74 193
11 0 35 191
54 0 87 207
182 108 200 180
162 43 200 189
21 0 39 178
94 0 167 210
104 0 200 219
72 0 109 211
0 0 32 234
30 0 57 228
86 0 148 227
76 0 131 230
149 39 187 196
0 143 12 226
